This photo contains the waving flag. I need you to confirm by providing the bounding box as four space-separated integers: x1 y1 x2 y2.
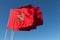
7 4 43 31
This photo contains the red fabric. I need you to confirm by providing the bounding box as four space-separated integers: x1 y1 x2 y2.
7 4 43 31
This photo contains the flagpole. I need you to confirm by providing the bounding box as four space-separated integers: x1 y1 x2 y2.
4 29 8 40
10 30 14 40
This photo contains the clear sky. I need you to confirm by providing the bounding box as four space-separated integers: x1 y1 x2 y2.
0 0 60 40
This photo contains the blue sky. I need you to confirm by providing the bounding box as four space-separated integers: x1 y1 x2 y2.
0 0 60 40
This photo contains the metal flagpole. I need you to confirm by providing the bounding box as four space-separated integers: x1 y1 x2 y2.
4 29 8 40
10 30 14 40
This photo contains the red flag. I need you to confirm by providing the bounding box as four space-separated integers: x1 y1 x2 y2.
7 4 43 31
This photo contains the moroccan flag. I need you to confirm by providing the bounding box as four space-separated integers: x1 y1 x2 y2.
7 4 43 31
